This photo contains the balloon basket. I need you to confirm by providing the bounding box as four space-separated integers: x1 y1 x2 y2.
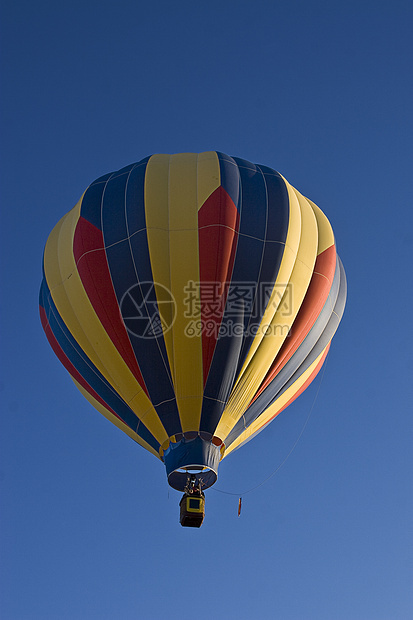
179 487 205 528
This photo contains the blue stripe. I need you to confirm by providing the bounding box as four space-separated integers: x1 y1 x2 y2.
216 152 240 209
80 161 149 230
99 170 130 245
79 182 106 230
101 160 182 437
234 164 290 378
200 158 289 434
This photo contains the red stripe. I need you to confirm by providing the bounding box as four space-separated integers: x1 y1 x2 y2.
254 344 330 434
73 217 149 396
254 244 336 400
39 305 123 421
198 186 239 384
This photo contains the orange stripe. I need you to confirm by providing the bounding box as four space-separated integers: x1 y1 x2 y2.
253 245 335 402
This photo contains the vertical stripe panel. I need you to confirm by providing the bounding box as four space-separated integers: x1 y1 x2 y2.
220 187 317 432
167 153 203 431
231 169 301 381
101 161 181 437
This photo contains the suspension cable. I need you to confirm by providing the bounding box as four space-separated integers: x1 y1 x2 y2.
212 352 329 499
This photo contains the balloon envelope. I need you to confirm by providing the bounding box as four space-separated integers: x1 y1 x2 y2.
39 152 346 490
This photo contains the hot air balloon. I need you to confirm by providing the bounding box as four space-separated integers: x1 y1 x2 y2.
39 152 346 527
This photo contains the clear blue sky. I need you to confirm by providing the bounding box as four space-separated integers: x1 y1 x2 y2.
1 1 412 618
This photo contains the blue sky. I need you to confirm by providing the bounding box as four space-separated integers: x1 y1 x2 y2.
1 1 412 618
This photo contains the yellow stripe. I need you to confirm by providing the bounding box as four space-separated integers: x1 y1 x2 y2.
43 198 167 446
168 154 203 430
223 345 329 456
305 196 335 254
72 378 161 459
146 153 221 432
215 176 308 440
43 205 76 302
144 154 174 366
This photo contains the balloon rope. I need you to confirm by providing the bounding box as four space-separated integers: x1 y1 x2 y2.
212 352 329 498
